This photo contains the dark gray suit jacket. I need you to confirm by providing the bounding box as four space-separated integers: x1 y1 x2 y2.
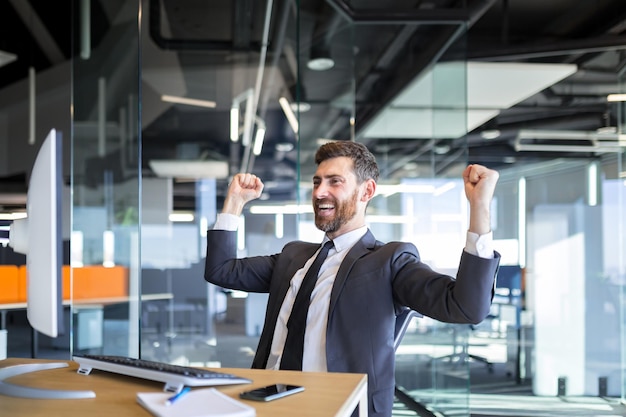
204 229 500 417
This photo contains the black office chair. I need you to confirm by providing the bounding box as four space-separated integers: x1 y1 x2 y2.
393 308 438 417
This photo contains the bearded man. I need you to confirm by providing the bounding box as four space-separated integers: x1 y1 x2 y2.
204 140 501 417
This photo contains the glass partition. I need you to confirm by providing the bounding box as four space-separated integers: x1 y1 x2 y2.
136 0 301 370
489 133 626 401
71 0 142 358
492 156 625 400
618 70 626 403
131 2 475 415
387 32 473 416
294 12 473 415
127 2 475 414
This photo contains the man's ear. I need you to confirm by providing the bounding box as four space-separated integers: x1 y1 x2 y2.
361 179 376 202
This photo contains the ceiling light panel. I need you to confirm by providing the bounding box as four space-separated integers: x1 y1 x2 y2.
362 62 577 140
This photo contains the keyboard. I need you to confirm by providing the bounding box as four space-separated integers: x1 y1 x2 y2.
73 354 252 393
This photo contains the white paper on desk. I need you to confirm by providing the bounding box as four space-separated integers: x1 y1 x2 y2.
136 388 255 417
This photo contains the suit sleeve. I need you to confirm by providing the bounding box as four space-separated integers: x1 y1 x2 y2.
204 229 277 293
391 243 500 324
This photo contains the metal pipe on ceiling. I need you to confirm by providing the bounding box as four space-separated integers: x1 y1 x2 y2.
241 0 275 174
466 35 626 62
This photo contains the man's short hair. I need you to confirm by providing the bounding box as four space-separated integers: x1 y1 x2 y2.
315 141 379 183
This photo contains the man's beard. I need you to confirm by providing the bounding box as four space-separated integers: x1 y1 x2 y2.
314 189 359 233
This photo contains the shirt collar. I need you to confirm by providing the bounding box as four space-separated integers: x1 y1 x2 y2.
324 225 368 253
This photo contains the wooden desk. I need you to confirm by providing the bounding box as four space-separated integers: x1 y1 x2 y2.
0 358 368 417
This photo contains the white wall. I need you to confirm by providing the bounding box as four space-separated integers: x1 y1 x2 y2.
531 205 586 395
531 201 622 396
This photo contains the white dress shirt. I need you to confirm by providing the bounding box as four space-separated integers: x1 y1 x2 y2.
213 212 494 371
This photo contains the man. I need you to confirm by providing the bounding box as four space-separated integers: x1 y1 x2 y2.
205 140 500 417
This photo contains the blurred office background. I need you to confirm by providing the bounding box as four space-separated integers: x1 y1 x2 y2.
0 1 625 416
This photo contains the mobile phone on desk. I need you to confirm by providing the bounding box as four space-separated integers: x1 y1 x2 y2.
239 384 304 401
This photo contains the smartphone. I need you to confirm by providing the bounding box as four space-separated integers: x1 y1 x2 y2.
239 384 305 402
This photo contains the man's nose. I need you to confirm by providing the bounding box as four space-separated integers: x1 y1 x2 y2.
313 183 328 199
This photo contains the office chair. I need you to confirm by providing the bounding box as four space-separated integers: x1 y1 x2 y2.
429 267 523 373
393 308 438 417
432 323 495 372
394 308 421 350
426 267 523 374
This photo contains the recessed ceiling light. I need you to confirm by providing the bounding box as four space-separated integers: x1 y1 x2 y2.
169 212 195 222
596 126 617 134
307 57 334 71
308 45 334 71
161 95 216 108
481 129 501 139
279 97 299 134
149 160 228 179
316 138 335 146
607 93 626 102
290 101 311 112
275 143 294 152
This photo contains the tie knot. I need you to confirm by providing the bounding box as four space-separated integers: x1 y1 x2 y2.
319 240 334 256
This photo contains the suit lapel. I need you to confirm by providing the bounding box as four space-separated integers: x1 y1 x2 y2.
328 230 377 314
256 243 320 367
269 244 320 322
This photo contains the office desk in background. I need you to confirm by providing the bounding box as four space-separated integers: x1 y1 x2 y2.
0 293 175 329
0 294 174 358
0 358 368 417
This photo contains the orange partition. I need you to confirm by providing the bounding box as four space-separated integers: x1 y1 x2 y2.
1 265 129 304
63 265 71 299
71 266 128 300
0 265 20 303
17 265 27 302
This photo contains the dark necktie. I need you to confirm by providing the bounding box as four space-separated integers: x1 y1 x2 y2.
280 240 334 370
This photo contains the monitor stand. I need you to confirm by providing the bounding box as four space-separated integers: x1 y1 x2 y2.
0 362 95 399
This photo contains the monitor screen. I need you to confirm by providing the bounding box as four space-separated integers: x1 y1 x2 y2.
9 128 64 338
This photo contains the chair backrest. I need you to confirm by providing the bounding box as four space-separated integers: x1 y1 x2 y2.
495 265 522 304
394 309 421 351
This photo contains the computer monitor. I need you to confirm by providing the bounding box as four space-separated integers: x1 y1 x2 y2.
9 128 64 338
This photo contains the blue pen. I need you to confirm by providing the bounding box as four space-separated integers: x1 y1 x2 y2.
165 387 191 406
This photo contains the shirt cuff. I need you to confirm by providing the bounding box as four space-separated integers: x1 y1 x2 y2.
213 213 240 231
465 230 494 259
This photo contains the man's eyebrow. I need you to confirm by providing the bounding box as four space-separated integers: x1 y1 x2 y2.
313 174 344 181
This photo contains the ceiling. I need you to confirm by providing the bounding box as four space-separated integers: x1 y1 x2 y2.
1 0 626 213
